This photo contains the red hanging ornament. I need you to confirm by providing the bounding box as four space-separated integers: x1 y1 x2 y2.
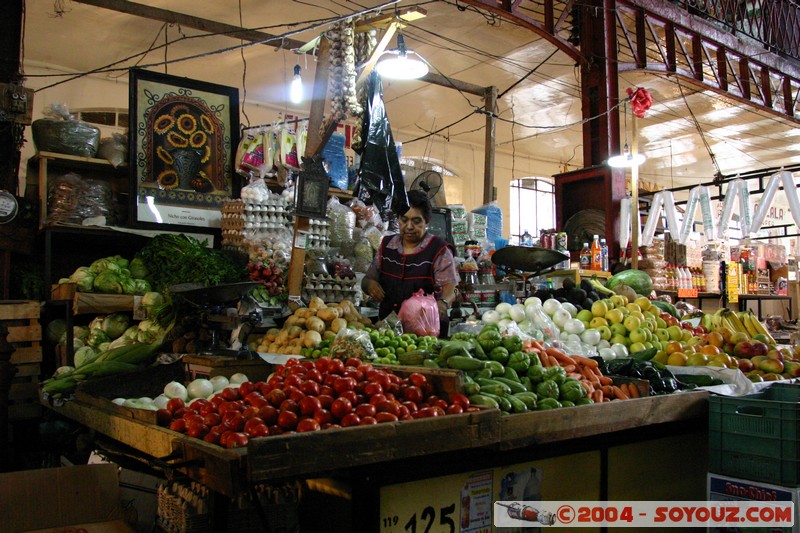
626 87 653 118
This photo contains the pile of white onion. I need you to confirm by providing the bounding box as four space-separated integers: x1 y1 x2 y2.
111 373 250 410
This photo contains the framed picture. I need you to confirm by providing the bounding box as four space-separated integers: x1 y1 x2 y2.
129 69 239 231
294 157 330 218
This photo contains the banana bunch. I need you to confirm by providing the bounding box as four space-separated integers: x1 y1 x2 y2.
587 277 616 297
705 307 776 344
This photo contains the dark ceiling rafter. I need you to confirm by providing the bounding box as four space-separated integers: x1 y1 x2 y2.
71 0 488 96
455 0 586 66
616 0 800 123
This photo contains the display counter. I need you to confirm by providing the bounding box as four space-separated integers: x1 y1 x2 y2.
42 387 710 531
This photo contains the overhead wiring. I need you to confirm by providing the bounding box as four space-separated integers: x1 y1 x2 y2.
238 0 252 128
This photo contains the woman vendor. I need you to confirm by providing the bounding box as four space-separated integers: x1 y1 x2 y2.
361 190 459 334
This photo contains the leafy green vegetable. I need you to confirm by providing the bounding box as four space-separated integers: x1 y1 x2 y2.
93 270 124 294
103 313 130 340
129 257 148 279
134 234 246 294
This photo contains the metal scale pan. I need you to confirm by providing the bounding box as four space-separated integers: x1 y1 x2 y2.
169 282 262 306
491 246 569 296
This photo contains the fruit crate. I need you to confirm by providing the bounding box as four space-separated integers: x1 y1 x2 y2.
709 383 800 486
1 300 43 420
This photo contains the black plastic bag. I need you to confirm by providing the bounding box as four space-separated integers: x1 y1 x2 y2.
353 72 407 221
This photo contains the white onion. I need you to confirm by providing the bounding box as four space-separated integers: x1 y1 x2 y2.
153 394 170 410
542 298 562 317
163 381 188 401
611 343 629 358
498 318 513 329
482 310 501 324
598 347 617 361
209 375 230 392
524 297 542 307
111 398 126 405
561 302 578 318
552 308 572 328
187 378 214 400
563 318 586 335
229 373 249 385
137 397 153 404
509 304 526 323
580 329 601 346
495 302 512 317
597 339 611 350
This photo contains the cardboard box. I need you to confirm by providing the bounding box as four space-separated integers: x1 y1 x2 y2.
707 472 800 532
0 463 135 532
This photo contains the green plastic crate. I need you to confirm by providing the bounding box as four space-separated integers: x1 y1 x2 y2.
709 384 800 486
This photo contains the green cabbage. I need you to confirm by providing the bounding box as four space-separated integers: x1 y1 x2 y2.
74 326 89 341
102 313 130 339
74 346 98 368
46 319 67 343
129 257 148 279
134 279 152 295
87 329 111 348
121 277 138 295
93 270 124 294
69 266 95 292
122 325 139 340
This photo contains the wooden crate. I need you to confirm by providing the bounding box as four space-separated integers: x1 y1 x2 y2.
1 300 43 420
182 354 273 383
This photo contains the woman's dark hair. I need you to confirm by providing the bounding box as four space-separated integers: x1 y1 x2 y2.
400 189 433 222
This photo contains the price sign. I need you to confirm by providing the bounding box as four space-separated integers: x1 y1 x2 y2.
380 471 492 533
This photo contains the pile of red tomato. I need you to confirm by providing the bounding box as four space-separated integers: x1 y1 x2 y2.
157 357 474 449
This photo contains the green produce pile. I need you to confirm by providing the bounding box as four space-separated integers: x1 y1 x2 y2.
134 234 246 294
58 255 152 295
42 339 165 399
599 357 696 394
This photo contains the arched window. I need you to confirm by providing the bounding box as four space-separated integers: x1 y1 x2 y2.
510 178 555 245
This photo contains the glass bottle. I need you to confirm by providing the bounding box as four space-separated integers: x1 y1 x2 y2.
580 243 592 270
590 235 602 271
521 229 533 246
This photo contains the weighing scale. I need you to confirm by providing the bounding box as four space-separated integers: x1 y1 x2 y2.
491 246 569 297
169 281 263 359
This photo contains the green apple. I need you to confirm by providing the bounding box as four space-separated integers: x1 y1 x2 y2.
644 318 657 332
576 309 594 323
610 323 628 337
618 306 630 316
591 300 609 318
686 335 704 346
655 328 671 342
623 315 641 333
589 316 609 329
629 341 647 354
610 334 630 347
666 325 683 341
629 327 649 344
626 303 642 314
596 325 612 341
604 298 616 309
655 316 667 329
634 296 652 313
610 295 628 308
681 330 693 342
605 308 624 325
651 339 663 350
630 311 646 322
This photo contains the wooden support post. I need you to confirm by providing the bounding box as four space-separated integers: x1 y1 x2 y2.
483 86 497 204
631 114 640 270
285 37 331 310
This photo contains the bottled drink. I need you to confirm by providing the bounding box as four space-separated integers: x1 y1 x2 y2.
590 235 602 271
520 229 533 246
580 243 592 270
600 238 609 272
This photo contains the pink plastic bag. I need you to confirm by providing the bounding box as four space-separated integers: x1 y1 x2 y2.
398 289 440 337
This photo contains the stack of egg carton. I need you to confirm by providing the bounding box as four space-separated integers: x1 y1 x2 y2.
449 204 469 258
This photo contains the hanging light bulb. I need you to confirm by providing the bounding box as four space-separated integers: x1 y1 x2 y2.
608 143 646 168
290 64 303 104
375 33 429 80
608 101 646 168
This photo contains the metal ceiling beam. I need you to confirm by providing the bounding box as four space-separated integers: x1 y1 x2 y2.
616 0 800 123
456 0 586 66
72 0 309 50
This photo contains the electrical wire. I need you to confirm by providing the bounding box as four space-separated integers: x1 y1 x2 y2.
238 0 251 128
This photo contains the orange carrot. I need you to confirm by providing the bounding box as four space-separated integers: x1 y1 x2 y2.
580 380 595 395
540 354 551 367
601 385 614 397
592 390 603 403
563 364 577 374
545 347 577 367
567 372 584 381
548 355 560 368
597 373 613 386
612 385 630 400
580 365 599 383
627 382 641 399
572 354 599 368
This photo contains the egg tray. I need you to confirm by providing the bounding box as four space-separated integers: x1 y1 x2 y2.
303 273 359 303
